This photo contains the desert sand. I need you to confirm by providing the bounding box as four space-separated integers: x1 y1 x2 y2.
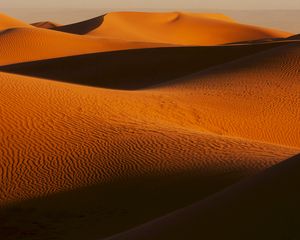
31 21 60 29
0 12 31 30
105 153 300 240
0 11 299 240
52 12 292 45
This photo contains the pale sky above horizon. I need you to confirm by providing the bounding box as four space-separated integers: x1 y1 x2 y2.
2 0 300 10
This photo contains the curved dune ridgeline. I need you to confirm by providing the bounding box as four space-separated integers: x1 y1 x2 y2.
0 41 295 89
51 12 292 45
0 27 173 66
0 11 299 240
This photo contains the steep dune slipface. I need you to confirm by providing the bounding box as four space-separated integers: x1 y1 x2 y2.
31 21 60 29
53 12 292 45
0 13 31 30
154 43 300 148
0 41 291 88
0 10 299 240
104 154 300 240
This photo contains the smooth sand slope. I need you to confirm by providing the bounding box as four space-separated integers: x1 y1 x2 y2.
0 26 172 66
0 12 293 66
0 71 298 240
0 13 31 30
2 41 299 148
53 12 292 45
152 42 300 148
105 153 300 240
0 41 293 88
0 11 299 240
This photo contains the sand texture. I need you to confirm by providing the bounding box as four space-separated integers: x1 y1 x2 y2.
0 11 299 240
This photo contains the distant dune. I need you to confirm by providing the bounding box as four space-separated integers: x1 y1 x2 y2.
0 12 31 30
0 11 299 240
31 21 60 29
0 27 172 65
52 12 292 45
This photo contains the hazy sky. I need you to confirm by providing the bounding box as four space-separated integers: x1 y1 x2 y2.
2 0 300 10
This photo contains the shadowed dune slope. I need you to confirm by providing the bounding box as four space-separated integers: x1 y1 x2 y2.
0 27 172 66
0 71 298 239
0 10 299 240
288 33 300 40
52 15 104 34
52 12 292 45
153 42 300 148
1 41 299 148
0 13 31 30
0 41 294 89
32 21 60 29
1 71 298 204
104 153 300 240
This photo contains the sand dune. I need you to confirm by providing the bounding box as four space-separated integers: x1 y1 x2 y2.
0 13 31 30
0 26 172 65
153 42 300 148
31 21 60 29
1 41 299 148
0 71 298 239
52 12 292 45
1 70 298 203
52 15 104 34
0 11 299 240
105 153 300 240
288 33 300 40
0 41 293 88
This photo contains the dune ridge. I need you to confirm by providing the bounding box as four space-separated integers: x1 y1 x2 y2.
0 12 31 30
1 70 298 203
152 42 300 148
0 70 298 239
0 26 173 66
0 41 294 88
1 41 299 148
0 10 299 240
31 21 60 29
52 11 292 45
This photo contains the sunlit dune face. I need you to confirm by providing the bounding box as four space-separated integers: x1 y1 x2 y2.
0 13 31 30
0 10 299 240
84 12 292 45
0 11 294 66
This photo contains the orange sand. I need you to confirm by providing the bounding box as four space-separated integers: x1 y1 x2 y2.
54 12 293 45
31 21 60 29
0 13 31 30
0 11 299 240
0 27 172 66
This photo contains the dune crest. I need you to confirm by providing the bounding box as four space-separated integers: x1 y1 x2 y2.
52 11 293 45
32 21 60 29
0 12 31 30
0 10 299 240
0 26 172 65
0 71 298 239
